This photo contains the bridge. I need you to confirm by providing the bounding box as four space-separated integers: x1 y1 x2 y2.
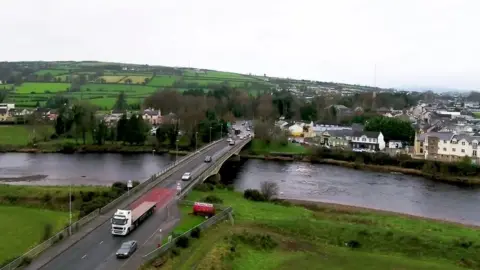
12 132 251 270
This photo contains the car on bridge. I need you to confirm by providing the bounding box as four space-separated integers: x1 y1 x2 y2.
182 172 192 181
204 155 212 163
116 240 137 258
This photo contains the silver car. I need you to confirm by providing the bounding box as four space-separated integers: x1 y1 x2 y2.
116 240 137 258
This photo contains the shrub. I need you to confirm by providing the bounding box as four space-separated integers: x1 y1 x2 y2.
60 142 76 153
202 195 223 204
175 236 190 248
271 198 292 207
42 223 53 241
190 227 201 238
232 232 277 250
244 189 266 202
170 248 180 257
260 181 279 201
345 240 361 249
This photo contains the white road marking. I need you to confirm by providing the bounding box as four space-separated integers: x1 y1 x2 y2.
82 254 87 259
99 241 103 245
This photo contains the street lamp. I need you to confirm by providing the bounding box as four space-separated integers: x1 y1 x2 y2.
195 132 198 153
69 184 72 235
209 126 212 143
175 139 179 164
220 124 223 139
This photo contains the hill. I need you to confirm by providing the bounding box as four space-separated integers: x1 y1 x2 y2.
0 61 395 110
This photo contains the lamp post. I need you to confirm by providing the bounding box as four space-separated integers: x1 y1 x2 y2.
69 184 72 235
209 126 212 143
195 132 198 153
175 139 179 164
220 124 223 139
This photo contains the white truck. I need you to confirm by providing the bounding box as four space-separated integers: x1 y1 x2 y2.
111 201 156 236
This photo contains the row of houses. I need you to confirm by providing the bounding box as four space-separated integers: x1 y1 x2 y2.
275 120 394 152
414 131 480 162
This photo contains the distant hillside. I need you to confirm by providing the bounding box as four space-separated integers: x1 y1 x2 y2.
0 61 397 110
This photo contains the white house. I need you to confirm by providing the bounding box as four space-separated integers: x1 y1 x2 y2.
142 108 162 126
351 131 386 151
419 132 480 162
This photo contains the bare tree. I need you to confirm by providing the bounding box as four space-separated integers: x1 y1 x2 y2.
260 181 279 201
256 94 274 120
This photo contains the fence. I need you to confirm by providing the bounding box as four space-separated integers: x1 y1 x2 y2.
0 139 223 270
142 207 234 261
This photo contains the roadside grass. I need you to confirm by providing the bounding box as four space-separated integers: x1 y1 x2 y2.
0 84 13 90
147 76 178 87
171 204 206 235
0 125 33 145
250 138 308 155
474 112 480 119
146 189 480 269
34 69 69 76
0 206 69 266
16 83 71 94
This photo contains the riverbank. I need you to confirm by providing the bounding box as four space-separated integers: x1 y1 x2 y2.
144 188 479 270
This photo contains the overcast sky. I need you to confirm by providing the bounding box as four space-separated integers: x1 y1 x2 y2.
1 0 478 90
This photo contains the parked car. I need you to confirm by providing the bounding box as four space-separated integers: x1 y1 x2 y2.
229 140 235 145
204 156 212 163
182 172 191 181
116 240 137 258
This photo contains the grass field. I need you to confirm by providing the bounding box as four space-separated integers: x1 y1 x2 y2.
147 76 178 87
250 139 308 155
34 69 69 76
0 206 69 266
143 189 480 269
172 205 206 235
81 83 157 93
88 97 143 109
473 112 480 119
183 70 252 80
16 83 71 94
0 125 34 145
99 76 125 83
0 84 13 90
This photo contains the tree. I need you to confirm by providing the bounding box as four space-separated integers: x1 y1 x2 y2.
0 90 6 103
54 115 66 135
112 92 128 111
256 94 274 120
116 114 128 142
260 181 279 201
365 116 415 143
71 102 95 144
93 121 108 145
125 115 147 144
155 125 168 144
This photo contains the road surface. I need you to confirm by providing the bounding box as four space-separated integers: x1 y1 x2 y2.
38 124 252 270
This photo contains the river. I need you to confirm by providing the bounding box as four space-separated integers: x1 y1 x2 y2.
1 153 480 225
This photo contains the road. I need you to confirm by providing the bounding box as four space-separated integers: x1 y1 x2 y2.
39 124 251 270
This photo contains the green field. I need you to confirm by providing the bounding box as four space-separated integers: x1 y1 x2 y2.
16 83 71 94
0 84 13 90
119 76 152 84
147 76 179 87
34 69 69 76
0 206 69 266
183 70 252 80
81 83 157 93
474 112 480 119
250 139 309 155
0 184 110 199
144 189 480 270
0 125 34 145
88 97 143 109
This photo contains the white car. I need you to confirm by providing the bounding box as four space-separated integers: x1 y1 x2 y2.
181 172 191 181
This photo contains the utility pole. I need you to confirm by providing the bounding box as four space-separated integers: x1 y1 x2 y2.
220 124 223 138
195 132 198 152
175 139 179 164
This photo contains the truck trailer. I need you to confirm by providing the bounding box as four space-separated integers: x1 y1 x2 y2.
111 201 156 236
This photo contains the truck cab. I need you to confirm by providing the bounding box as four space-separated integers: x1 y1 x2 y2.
111 209 132 236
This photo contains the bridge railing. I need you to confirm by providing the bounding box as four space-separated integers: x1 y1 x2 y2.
0 139 224 270
179 137 251 199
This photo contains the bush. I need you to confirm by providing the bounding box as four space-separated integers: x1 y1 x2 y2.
232 232 277 250
175 236 190 248
42 223 53 241
271 198 292 207
170 248 180 257
346 240 361 249
244 189 266 202
190 227 201 238
202 195 223 204
260 181 279 201
60 142 76 153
